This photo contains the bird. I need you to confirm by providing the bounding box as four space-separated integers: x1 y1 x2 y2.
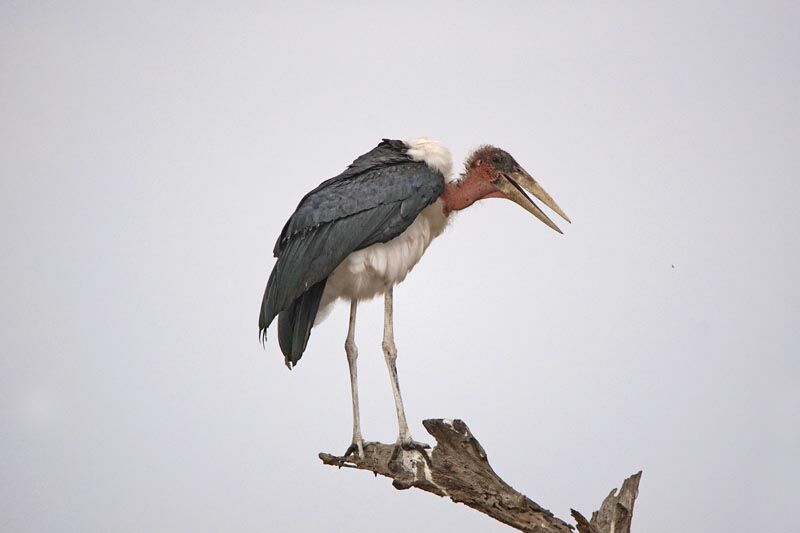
259 137 569 459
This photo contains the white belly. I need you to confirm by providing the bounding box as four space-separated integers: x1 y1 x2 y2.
316 201 449 322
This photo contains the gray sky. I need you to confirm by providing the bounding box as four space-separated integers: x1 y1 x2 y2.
1 1 798 532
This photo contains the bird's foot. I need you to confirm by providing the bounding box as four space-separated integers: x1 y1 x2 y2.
389 438 432 470
342 438 365 461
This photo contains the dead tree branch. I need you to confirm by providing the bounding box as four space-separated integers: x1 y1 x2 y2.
319 418 642 532
571 471 642 533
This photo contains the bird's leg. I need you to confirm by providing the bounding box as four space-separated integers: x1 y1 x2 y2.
382 288 430 464
343 299 365 459
382 288 410 441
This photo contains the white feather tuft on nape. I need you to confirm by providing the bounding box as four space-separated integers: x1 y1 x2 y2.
404 137 454 181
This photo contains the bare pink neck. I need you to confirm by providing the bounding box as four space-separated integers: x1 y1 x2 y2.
440 176 501 213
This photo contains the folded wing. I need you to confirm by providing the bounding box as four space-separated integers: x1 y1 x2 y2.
259 139 445 366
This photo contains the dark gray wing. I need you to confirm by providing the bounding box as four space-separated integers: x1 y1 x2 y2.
259 139 444 365
272 138 420 255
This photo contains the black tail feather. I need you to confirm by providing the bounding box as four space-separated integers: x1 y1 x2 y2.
259 267 278 345
277 279 327 368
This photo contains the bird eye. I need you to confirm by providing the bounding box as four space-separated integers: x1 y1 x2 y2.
491 154 501 165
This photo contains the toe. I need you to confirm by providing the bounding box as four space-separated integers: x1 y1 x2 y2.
386 438 432 469
343 441 364 459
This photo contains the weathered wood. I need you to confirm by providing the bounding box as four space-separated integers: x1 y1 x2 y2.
571 509 597 533
319 418 642 532
571 471 642 533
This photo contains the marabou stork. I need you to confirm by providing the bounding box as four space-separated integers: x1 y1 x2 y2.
259 138 569 458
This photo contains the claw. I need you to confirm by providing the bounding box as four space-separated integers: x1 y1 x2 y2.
389 439 432 469
342 439 365 462
401 440 431 451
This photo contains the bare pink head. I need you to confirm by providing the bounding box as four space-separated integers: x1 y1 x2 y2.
441 146 571 233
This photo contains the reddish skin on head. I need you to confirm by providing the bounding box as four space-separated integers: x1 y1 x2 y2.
440 147 508 213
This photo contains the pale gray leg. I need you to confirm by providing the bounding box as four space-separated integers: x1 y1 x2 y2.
344 299 364 458
382 287 412 444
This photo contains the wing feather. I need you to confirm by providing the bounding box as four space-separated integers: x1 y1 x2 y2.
259 139 444 339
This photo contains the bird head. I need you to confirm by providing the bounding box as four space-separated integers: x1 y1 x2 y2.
463 146 571 233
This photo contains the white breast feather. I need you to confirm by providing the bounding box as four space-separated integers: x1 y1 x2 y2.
322 202 449 303
314 138 453 323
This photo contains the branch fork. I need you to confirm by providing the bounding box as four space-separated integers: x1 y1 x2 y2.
320 418 641 533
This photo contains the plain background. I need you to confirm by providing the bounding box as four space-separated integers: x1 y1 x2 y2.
2 1 798 532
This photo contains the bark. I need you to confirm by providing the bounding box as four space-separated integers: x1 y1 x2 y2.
571 471 642 533
319 418 642 532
